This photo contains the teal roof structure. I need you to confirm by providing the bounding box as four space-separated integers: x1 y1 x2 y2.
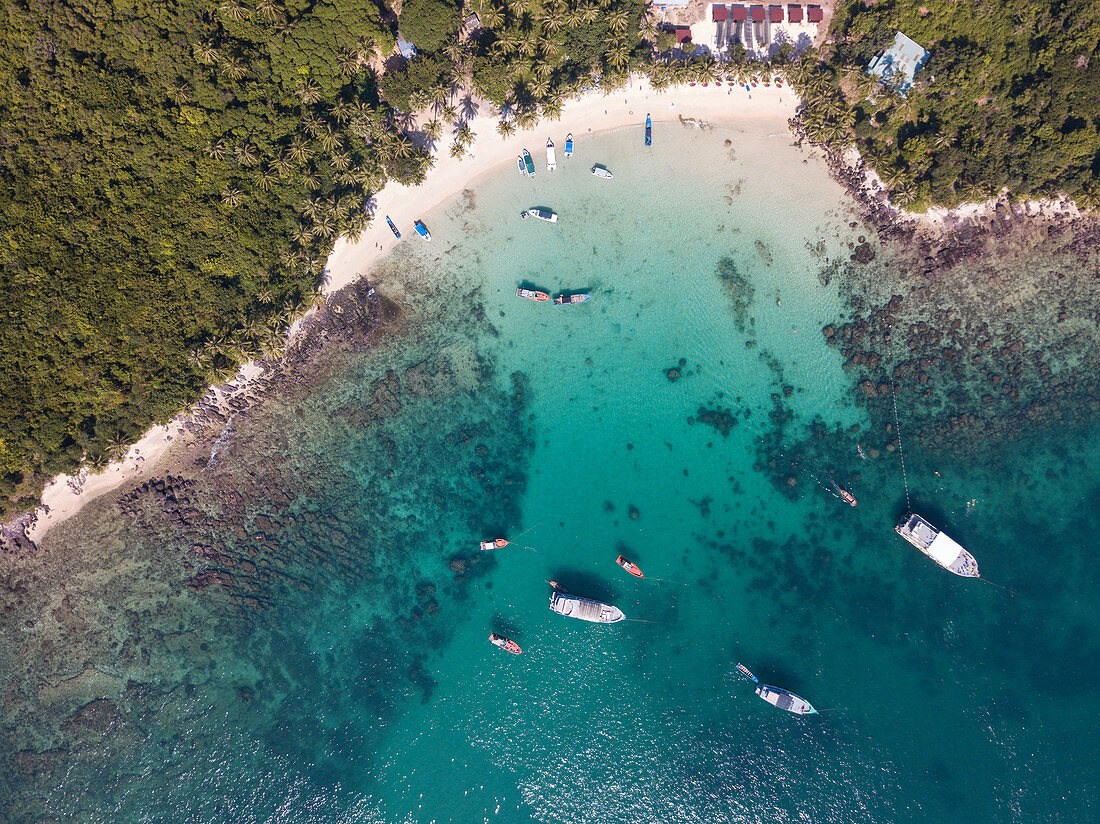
867 31 930 95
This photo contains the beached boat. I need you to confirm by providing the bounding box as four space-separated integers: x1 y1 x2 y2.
413 220 431 241
549 590 625 623
546 138 557 171
524 207 557 223
522 148 535 176
565 133 574 157
591 165 613 179
516 288 551 302
489 632 522 655
737 663 817 715
385 216 401 238
479 538 510 551
517 154 527 175
616 555 644 578
894 512 979 577
645 113 652 146
553 293 591 305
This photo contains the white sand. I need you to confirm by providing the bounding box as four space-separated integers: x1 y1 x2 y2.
324 77 797 292
19 78 797 545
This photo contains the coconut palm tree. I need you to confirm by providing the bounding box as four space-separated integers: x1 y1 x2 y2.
319 127 341 153
219 2 247 22
607 9 629 33
205 139 227 160
195 41 219 65
497 119 516 138
220 56 247 81
255 167 277 191
297 80 322 105
234 142 258 166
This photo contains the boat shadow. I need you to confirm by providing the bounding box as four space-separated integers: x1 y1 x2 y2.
548 568 619 603
490 615 524 638
517 279 551 293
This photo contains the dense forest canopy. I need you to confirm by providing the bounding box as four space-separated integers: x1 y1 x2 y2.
0 0 1097 518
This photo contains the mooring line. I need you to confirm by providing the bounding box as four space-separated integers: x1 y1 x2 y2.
890 381 912 510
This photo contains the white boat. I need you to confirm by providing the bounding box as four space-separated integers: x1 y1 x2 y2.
590 165 613 179
413 220 431 241
894 512 979 577
524 207 557 223
565 133 574 157
546 138 557 171
517 154 526 175
549 591 624 623
756 684 818 715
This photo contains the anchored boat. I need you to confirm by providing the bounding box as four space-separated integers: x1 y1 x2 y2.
645 113 652 146
549 590 625 623
894 512 979 577
546 138 557 171
385 216 401 238
590 165 613 179
413 219 431 241
517 154 526 175
554 293 591 305
616 555 644 578
479 538 510 551
516 288 551 302
523 207 557 223
489 633 522 655
565 133 574 157
522 148 536 176
737 663 818 715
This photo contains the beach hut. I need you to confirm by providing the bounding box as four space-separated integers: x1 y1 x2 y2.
787 4 803 23
769 5 783 22
712 4 728 21
807 5 823 23
674 25 693 44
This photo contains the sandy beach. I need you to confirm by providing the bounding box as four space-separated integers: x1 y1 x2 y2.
16 78 797 546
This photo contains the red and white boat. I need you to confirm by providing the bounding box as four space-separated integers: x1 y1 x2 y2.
517 288 550 302
479 538 510 551
616 555 644 578
489 632 522 654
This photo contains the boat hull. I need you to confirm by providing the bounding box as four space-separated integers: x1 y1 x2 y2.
549 591 625 623
489 633 522 655
527 208 557 223
522 149 535 176
616 555 644 577
414 220 431 241
554 294 591 304
517 288 551 302
756 685 817 714
565 133 574 157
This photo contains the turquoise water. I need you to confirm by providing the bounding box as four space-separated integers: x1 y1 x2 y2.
3 123 1100 824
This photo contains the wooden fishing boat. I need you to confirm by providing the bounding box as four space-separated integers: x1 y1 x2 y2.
645 113 652 146
737 663 818 714
553 293 591 305
524 207 557 223
489 632 522 655
590 165 613 179
522 148 535 176
894 512 979 577
413 220 431 241
516 288 551 302
385 216 400 238
546 138 557 171
479 538 510 551
616 555 644 578
836 487 857 506
565 133 574 157
549 591 625 623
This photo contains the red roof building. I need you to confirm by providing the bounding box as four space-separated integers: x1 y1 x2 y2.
731 6 747 21
751 6 765 22
769 6 783 22
674 25 692 44
807 5 823 22
787 4 803 23
712 5 728 21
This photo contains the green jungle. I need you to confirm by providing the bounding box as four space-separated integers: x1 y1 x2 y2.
0 0 1097 517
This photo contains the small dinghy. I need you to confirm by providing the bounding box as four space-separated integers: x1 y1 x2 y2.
549 590 625 623
489 632 522 655
565 133 574 157
590 165 613 179
385 216 401 238
516 288 551 302
553 293 591 305
523 207 557 223
413 219 431 241
737 663 818 715
479 538 510 551
616 555 644 578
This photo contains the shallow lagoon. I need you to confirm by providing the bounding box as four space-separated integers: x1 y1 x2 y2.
3 122 1099 824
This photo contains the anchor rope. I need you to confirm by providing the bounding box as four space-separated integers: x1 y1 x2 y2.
890 380 912 510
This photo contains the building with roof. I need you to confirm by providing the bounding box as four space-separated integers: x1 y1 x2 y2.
806 5 822 22
396 37 417 59
866 31 931 95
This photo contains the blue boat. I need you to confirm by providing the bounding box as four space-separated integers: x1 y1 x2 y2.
645 114 652 146
565 133 574 157
413 220 431 241
522 148 536 177
517 154 526 175
385 216 400 238
554 294 591 305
